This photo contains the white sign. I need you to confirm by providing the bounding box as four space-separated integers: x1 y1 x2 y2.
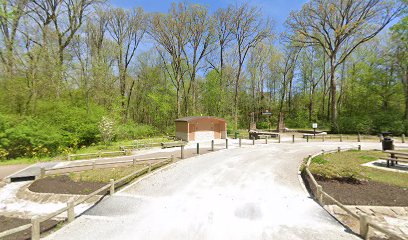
312 123 318 129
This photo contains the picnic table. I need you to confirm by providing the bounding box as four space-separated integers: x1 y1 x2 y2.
249 130 280 140
381 150 408 167
302 132 327 138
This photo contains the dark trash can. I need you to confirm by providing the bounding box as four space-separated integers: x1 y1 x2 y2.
382 137 394 151
234 132 240 139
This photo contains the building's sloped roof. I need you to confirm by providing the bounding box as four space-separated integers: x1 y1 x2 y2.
175 116 226 123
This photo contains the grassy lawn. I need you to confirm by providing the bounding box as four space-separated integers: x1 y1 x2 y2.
0 137 172 166
67 165 147 183
309 150 408 188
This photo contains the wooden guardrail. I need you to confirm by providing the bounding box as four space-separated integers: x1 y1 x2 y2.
305 146 407 240
120 142 163 151
0 156 175 240
41 156 171 177
161 141 187 149
67 150 127 161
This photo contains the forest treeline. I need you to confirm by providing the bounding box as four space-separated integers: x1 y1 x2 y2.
0 0 407 159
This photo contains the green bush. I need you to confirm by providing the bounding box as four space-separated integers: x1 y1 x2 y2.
0 101 104 159
256 121 269 129
115 124 158 140
337 116 373 134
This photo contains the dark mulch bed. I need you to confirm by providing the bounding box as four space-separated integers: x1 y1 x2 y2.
0 216 59 240
302 171 408 206
29 175 106 195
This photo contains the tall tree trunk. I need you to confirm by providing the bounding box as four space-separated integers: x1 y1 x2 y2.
234 64 243 130
404 72 408 121
329 58 338 131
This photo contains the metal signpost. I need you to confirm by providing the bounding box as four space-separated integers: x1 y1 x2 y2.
312 123 318 137
262 110 272 131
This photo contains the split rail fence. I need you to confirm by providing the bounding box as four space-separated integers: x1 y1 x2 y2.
0 156 174 240
304 146 407 240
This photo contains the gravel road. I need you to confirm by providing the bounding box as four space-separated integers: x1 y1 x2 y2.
45 141 381 240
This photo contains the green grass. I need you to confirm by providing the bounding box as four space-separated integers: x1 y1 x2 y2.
67 165 146 183
0 137 172 166
308 134 381 142
309 150 408 188
0 156 55 166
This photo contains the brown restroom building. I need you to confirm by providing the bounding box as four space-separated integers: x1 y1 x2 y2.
175 116 227 142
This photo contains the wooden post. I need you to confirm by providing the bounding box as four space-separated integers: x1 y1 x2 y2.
92 161 96 170
265 136 268 144
98 151 102 158
358 145 362 151
337 147 341 153
226 139 228 149
211 140 214 151
171 154 175 163
278 134 281 143
316 185 323 205
148 163 152 173
40 167 45 178
239 138 242 147
358 134 361 142
133 158 136 166
306 135 309 142
322 135 325 142
67 200 75 223
31 216 40 240
402 134 406 143
359 215 369 240
322 150 325 156
196 143 200 154
181 145 185 159
340 135 343 142
292 135 295 143
252 137 255 145
67 154 71 161
110 179 115 195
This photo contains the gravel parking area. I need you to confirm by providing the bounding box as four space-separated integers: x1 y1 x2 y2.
45 141 381 240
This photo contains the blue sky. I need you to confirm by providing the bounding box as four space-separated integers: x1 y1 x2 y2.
109 0 308 33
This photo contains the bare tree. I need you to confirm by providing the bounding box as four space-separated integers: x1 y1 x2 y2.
28 0 102 65
149 3 188 118
182 4 214 115
0 0 28 74
212 6 233 83
231 3 271 129
287 0 405 131
106 7 146 121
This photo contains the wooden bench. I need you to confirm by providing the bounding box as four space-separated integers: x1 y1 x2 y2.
381 150 408 167
161 141 187 149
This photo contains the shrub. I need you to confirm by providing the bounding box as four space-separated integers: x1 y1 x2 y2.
99 117 114 145
115 124 158 140
256 121 270 129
